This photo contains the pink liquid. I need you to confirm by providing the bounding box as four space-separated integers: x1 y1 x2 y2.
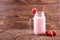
33 17 46 35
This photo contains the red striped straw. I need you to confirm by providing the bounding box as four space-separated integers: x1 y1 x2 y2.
40 7 45 12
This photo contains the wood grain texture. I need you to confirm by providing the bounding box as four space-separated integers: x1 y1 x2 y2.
0 0 60 40
0 29 60 40
0 0 59 29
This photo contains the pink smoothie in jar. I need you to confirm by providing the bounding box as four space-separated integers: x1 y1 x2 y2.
33 12 46 35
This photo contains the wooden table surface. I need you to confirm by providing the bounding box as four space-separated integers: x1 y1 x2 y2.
0 0 60 40
0 29 60 40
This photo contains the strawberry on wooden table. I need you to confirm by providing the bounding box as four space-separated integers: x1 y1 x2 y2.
53 31 56 36
45 30 56 37
46 30 49 34
46 31 53 36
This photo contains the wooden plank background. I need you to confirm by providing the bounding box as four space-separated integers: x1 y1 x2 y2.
0 0 59 29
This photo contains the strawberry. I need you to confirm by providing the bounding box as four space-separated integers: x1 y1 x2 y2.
32 8 37 14
45 30 56 37
53 31 56 36
49 32 54 36
46 30 49 34
46 31 53 36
